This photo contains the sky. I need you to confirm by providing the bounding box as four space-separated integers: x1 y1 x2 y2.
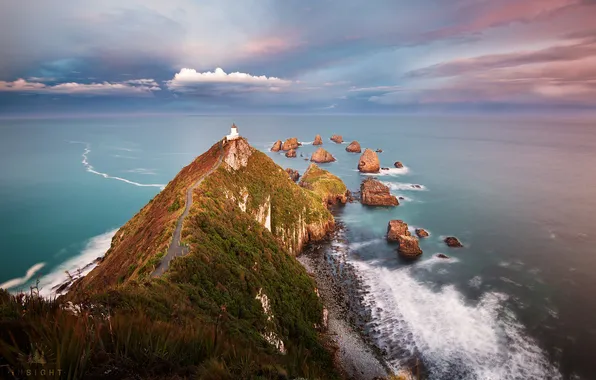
1 0 596 115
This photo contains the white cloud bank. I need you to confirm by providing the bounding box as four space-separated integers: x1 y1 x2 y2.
0 78 161 96
166 67 291 92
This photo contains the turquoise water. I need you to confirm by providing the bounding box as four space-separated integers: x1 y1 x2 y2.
1 115 595 379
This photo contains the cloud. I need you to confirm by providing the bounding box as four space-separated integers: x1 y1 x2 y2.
0 78 161 96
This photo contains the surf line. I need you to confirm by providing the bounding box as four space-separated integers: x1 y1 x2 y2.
69 141 166 190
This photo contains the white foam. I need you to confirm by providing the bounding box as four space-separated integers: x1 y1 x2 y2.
36 229 118 297
0 262 46 290
362 167 410 176
70 142 166 189
349 238 385 251
469 276 483 288
300 141 314 145
123 168 157 175
354 261 561 379
111 154 138 159
383 181 427 191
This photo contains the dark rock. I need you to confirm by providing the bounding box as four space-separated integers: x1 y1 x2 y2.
415 228 429 238
376 149 383 153
285 168 300 182
444 236 463 248
436 253 450 259
387 220 410 241
394 161 404 168
360 178 398 206
381 167 390 170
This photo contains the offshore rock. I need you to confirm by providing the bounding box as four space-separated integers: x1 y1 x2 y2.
282 137 300 151
271 140 282 152
397 235 423 259
394 161 404 168
387 220 411 241
444 236 464 248
360 178 398 206
358 149 380 173
416 228 429 238
313 134 323 145
310 147 336 163
285 149 297 158
330 134 343 143
346 141 362 153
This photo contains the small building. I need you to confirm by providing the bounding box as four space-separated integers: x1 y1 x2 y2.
226 123 240 141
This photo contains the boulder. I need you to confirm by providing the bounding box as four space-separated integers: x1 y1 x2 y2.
376 149 383 153
387 220 411 241
360 178 399 206
345 141 362 153
444 236 463 248
271 140 282 152
394 161 404 168
330 134 343 143
415 228 429 238
358 149 380 173
282 137 300 151
313 134 323 145
397 235 423 259
285 149 297 158
436 253 450 259
285 168 300 182
310 147 336 163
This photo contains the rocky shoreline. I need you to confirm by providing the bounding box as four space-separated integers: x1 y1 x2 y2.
298 222 390 380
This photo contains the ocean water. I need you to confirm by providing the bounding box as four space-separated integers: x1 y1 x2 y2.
1 115 595 379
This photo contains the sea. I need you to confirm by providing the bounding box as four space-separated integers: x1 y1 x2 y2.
1 114 595 379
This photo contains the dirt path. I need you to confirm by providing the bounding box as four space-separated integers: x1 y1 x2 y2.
152 140 224 277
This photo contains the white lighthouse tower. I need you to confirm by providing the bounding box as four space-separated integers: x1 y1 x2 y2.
226 123 240 141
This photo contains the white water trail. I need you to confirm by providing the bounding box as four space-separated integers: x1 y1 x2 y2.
0 263 46 290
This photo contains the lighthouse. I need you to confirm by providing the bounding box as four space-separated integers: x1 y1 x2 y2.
226 123 240 141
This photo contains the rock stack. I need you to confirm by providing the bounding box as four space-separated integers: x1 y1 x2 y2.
330 134 343 143
271 140 282 152
346 141 362 153
360 178 398 206
313 134 323 145
310 147 336 163
387 220 411 241
357 149 380 173
282 137 300 151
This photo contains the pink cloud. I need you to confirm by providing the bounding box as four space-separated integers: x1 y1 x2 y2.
0 78 160 96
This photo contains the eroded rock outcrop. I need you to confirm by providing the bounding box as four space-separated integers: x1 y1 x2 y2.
397 235 423 259
358 149 380 173
286 168 300 182
346 141 361 153
394 161 404 168
360 178 398 206
310 147 336 163
300 163 348 205
271 140 282 152
285 149 297 158
387 220 411 241
330 134 343 143
313 134 323 145
225 137 253 171
444 236 463 248
282 137 300 151
416 228 429 238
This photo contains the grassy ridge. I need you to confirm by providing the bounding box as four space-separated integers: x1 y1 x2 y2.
299 163 348 205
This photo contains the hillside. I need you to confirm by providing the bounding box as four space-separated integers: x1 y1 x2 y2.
0 137 345 379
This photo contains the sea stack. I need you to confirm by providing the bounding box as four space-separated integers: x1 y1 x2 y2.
313 134 323 145
444 236 464 248
285 149 297 158
415 228 429 238
360 178 398 206
387 220 411 241
330 134 343 144
345 141 362 153
271 140 282 152
397 235 423 259
282 137 300 151
310 147 336 163
358 149 380 173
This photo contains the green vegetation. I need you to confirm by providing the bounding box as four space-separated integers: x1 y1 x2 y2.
168 197 181 212
299 163 348 205
0 140 340 379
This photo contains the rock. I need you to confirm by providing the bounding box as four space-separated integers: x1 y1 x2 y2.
387 220 411 241
299 163 348 205
313 134 323 145
310 147 336 163
398 196 405 200
413 184 422 189
360 178 399 206
436 253 450 259
357 149 380 173
381 167 390 171
330 134 343 143
271 140 282 152
415 228 429 238
376 149 383 153
397 235 423 259
285 168 300 182
285 149 297 158
345 141 362 153
444 236 463 248
394 161 404 168
282 137 300 151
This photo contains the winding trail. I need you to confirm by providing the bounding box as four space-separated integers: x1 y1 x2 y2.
153 140 225 277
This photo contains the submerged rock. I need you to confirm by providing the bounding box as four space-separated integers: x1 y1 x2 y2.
271 140 282 152
436 253 450 259
394 161 404 168
415 228 429 238
444 236 463 248
397 235 423 259
360 178 398 206
330 134 343 143
285 168 300 182
285 149 297 158
387 220 411 241
313 134 323 145
376 149 383 153
282 137 300 151
310 147 336 163
358 149 380 173
346 141 362 153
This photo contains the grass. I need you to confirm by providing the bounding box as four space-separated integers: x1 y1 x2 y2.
299 163 348 205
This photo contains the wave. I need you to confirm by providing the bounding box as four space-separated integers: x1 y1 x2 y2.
70 142 166 189
123 168 157 175
0 262 46 290
353 261 561 379
36 229 118 297
300 141 314 145
383 182 427 191
111 154 138 159
349 238 385 251
360 167 409 176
